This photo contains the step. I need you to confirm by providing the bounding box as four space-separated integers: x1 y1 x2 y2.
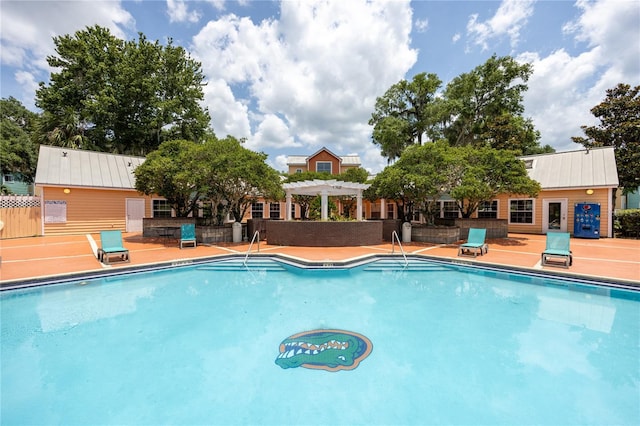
196 260 287 272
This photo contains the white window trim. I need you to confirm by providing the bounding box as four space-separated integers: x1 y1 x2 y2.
152 198 174 218
508 198 536 225
316 161 332 174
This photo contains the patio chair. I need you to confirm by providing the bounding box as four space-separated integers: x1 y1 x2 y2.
458 228 488 257
541 232 572 268
180 223 197 249
97 230 130 264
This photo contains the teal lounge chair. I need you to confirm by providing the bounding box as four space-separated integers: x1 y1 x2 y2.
97 230 130 264
541 232 572 268
180 223 196 249
458 228 488 257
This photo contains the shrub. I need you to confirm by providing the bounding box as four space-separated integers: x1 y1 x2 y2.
614 209 640 238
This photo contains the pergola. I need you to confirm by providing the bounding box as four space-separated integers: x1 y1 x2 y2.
282 179 371 220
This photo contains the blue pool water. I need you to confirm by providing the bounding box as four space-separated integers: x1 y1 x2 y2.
1 258 639 425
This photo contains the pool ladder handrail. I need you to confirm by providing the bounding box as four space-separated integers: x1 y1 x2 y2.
391 230 408 267
243 230 260 266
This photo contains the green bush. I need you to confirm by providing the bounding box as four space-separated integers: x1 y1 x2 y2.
614 209 640 237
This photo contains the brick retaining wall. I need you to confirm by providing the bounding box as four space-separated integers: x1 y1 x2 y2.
266 220 383 246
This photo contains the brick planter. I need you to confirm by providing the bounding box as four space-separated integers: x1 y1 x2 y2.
411 225 460 244
266 220 383 246
142 218 195 237
454 219 508 239
197 225 233 244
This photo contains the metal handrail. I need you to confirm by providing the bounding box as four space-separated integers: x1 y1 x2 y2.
391 230 408 267
243 230 260 266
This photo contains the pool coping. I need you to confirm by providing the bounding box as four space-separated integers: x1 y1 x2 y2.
2 252 639 292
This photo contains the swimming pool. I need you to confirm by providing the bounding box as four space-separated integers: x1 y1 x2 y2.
1 258 638 425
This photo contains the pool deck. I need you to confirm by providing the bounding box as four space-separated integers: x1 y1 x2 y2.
0 232 638 286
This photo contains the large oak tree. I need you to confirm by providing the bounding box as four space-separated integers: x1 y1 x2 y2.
36 25 210 155
572 83 640 194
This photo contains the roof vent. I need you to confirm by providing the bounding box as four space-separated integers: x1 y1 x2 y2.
62 151 68 157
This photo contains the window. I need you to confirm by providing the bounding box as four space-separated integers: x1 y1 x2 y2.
316 161 332 174
153 199 172 218
386 203 395 220
478 200 498 219
269 202 280 219
510 199 534 224
442 201 459 219
3 174 14 183
291 203 296 219
251 202 264 219
295 169 302 174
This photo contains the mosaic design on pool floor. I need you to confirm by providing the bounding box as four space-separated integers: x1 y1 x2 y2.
275 329 373 372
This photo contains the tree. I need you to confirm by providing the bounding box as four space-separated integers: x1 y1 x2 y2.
198 136 283 222
443 55 537 152
369 73 443 161
337 167 369 183
448 146 541 217
36 25 210 155
367 142 541 221
134 139 204 217
366 141 453 223
572 83 640 194
370 56 552 162
0 97 39 182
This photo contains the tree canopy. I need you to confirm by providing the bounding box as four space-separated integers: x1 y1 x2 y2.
366 142 540 221
196 136 284 222
134 136 283 221
370 55 553 162
36 25 211 155
133 139 204 217
572 83 640 194
0 97 39 183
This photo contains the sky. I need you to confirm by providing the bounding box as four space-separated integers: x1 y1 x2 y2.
1 0 639 174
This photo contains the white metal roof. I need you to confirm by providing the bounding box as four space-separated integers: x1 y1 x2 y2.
283 179 370 196
521 146 618 189
35 145 145 190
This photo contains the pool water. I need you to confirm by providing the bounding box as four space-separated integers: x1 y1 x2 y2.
1 259 639 425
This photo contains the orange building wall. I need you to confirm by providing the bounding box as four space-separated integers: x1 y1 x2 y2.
494 188 612 236
39 186 154 235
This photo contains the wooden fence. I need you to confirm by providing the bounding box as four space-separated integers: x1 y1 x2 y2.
0 195 42 239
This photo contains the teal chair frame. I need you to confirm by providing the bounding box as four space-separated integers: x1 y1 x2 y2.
180 224 197 249
541 232 572 268
458 228 488 257
97 230 130 264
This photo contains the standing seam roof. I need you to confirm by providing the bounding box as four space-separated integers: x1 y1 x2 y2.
35 145 145 189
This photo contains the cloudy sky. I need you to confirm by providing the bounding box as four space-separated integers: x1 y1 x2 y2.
1 0 638 173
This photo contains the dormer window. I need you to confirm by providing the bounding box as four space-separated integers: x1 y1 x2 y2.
316 162 332 174
523 159 534 169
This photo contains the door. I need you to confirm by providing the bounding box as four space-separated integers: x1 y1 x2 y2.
542 199 568 233
126 198 145 232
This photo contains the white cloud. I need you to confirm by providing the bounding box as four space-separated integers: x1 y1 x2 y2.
166 0 200 23
203 78 251 139
415 18 428 33
467 0 535 50
0 1 134 107
520 0 640 152
249 114 299 150
191 0 417 172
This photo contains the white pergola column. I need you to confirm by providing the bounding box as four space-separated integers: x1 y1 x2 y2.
357 191 363 221
285 192 292 220
321 190 329 220
380 198 386 219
